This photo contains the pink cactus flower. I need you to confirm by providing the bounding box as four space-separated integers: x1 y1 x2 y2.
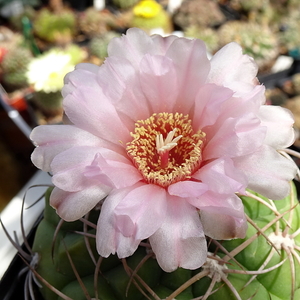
30 28 297 272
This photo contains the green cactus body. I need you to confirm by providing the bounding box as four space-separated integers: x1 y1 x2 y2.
278 10 300 57
1 47 33 89
184 26 219 54
173 0 226 30
79 8 116 38
112 0 139 9
30 182 300 300
89 32 121 61
32 91 63 116
33 8 76 44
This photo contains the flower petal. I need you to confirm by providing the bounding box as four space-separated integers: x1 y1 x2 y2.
168 181 208 198
96 185 143 258
108 28 155 68
193 157 248 195
50 186 109 221
98 56 151 122
139 54 178 113
30 125 114 172
166 37 210 114
149 196 207 272
208 42 258 96
193 83 234 129
63 66 130 144
88 151 142 189
150 34 179 55
114 184 167 240
234 145 297 199
258 105 295 149
200 207 247 239
51 147 141 192
62 63 99 97
203 113 266 159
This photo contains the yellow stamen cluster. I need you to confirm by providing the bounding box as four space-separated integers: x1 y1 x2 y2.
126 112 206 188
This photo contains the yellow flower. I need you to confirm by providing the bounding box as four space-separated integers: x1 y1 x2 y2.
133 0 162 18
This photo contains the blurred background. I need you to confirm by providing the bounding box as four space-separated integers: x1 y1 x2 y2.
1 0 300 210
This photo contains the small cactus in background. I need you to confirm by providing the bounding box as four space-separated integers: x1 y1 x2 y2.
278 10 300 58
26 46 85 117
78 7 117 39
89 31 121 62
0 26 24 51
173 0 226 30
130 0 173 34
8 5 36 31
184 25 220 54
218 21 279 72
33 8 77 45
111 0 140 9
1 46 33 90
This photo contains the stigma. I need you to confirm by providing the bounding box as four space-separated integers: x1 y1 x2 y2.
156 128 183 168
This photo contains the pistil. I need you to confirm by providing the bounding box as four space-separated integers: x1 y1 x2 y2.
156 128 182 168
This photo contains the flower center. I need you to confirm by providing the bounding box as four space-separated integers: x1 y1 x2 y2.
126 112 206 188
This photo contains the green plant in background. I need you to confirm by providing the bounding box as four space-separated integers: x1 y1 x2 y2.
78 7 117 39
33 8 77 45
278 10 300 59
218 21 279 72
62 44 87 65
184 25 220 54
173 0 226 30
111 0 140 9
8 5 36 31
89 31 121 61
1 46 33 90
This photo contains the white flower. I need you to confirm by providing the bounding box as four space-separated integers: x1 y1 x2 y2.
27 50 74 93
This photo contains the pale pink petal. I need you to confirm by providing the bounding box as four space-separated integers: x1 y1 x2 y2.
258 105 295 149
62 63 100 98
108 28 155 68
203 113 266 159
208 42 258 95
200 208 247 239
97 56 150 122
234 145 297 200
192 83 233 129
51 186 110 221
168 181 208 198
139 54 178 112
114 184 167 239
186 191 245 223
166 37 210 114
64 87 130 144
87 151 142 189
150 34 179 55
211 85 265 124
193 157 247 195
51 147 109 192
149 196 207 272
51 147 141 192
30 125 119 172
96 185 142 258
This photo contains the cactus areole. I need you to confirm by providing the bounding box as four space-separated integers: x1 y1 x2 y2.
30 28 297 273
